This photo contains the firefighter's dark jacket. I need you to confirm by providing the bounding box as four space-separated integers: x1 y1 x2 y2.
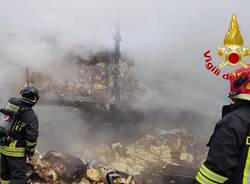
195 100 250 184
0 99 38 157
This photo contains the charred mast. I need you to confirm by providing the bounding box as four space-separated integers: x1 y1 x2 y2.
26 66 30 86
111 25 122 108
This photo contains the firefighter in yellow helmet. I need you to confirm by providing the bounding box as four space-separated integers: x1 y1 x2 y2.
194 66 250 184
0 86 39 184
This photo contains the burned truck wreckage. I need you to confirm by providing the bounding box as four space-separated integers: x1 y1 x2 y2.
8 46 209 183
2 1 245 183
22 46 145 145
26 128 206 184
29 47 143 120
7 46 209 183
3 25 210 183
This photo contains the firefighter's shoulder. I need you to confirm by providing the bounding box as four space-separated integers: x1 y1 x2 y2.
21 108 38 124
220 107 250 131
208 110 248 148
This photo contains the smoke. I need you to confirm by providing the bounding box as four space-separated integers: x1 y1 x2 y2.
1 0 250 152
35 105 120 156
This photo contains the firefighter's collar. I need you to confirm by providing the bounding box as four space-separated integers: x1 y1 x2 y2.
233 94 250 102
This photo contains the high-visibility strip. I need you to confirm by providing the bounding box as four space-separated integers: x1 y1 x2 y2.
15 124 20 131
26 140 37 147
0 146 25 157
0 148 25 154
0 179 10 184
243 147 250 184
196 172 218 184
18 124 24 131
0 150 24 157
0 146 24 152
0 149 24 157
9 140 17 149
246 136 250 146
15 121 25 132
200 165 228 183
20 96 37 103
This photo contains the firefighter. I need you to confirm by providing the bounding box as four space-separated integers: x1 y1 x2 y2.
194 66 250 184
0 86 39 184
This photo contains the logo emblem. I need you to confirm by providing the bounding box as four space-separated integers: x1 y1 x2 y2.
217 15 250 68
203 15 250 80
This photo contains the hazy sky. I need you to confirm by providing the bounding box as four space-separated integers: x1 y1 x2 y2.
1 0 250 117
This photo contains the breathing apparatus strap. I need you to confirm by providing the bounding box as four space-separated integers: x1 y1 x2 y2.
2 107 23 144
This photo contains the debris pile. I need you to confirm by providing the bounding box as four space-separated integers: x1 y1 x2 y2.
27 48 144 110
29 151 139 184
94 129 207 175
28 151 86 183
29 129 207 183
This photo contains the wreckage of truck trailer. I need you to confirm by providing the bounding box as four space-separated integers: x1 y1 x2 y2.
27 151 138 184
27 129 206 184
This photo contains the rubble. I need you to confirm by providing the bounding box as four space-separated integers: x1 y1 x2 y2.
11 48 208 183
29 151 87 183
29 151 139 184
28 128 207 183
25 48 144 110
94 128 207 175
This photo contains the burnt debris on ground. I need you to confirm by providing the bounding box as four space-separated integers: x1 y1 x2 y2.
29 128 207 184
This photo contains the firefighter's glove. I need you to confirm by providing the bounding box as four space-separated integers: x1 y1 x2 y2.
26 148 35 157
26 140 37 157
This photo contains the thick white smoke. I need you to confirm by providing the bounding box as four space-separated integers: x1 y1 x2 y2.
1 0 250 149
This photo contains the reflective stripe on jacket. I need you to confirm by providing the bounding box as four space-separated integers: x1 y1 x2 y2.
0 179 10 184
196 164 228 184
